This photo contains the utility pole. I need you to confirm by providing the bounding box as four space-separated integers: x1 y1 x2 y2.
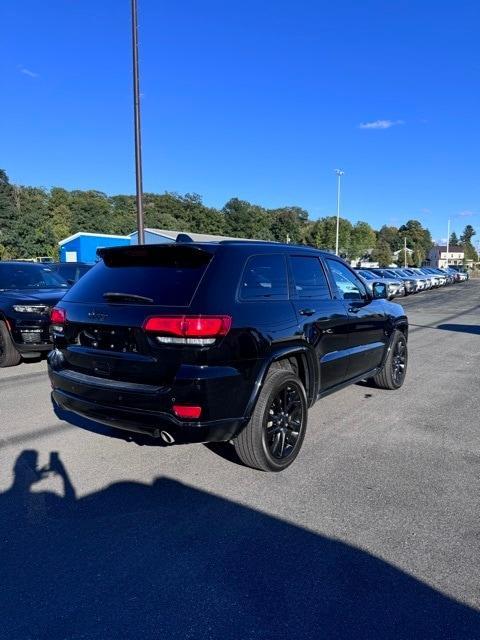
404 236 407 267
131 0 145 244
445 218 450 268
335 170 344 255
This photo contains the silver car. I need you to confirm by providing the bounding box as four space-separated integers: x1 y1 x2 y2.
356 269 406 298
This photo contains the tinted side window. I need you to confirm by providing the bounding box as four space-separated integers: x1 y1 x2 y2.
290 256 330 299
58 265 76 281
326 259 367 301
240 254 288 300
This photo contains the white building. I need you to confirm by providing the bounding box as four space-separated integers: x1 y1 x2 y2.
427 245 464 268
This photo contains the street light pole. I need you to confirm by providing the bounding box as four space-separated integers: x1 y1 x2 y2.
404 236 407 267
445 218 450 268
131 0 145 245
335 169 344 256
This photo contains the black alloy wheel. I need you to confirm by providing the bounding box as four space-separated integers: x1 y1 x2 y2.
391 336 407 386
371 329 408 390
234 369 308 471
265 382 304 460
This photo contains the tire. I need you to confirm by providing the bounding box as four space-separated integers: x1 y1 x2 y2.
0 320 22 368
371 330 407 390
234 369 308 472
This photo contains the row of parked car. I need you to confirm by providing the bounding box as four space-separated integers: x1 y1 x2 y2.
355 265 468 299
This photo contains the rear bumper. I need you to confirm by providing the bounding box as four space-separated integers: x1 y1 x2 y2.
48 354 253 444
52 389 244 443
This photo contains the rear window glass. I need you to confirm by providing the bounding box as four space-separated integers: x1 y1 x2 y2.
239 254 288 300
64 245 213 306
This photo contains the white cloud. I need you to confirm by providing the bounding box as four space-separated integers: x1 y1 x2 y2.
19 66 39 78
457 210 475 217
359 119 404 130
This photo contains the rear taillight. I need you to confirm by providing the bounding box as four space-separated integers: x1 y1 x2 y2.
50 307 66 332
173 405 202 419
143 315 231 345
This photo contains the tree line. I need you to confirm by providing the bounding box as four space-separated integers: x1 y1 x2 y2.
0 169 477 266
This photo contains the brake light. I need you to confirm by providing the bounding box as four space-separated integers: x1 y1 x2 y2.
144 316 231 339
173 405 202 419
50 308 67 324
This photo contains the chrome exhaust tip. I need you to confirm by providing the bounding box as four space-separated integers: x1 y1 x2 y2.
160 430 175 444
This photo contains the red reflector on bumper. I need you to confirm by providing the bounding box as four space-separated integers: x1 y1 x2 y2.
173 405 202 419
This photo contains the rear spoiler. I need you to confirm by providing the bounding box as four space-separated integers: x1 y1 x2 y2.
97 243 215 268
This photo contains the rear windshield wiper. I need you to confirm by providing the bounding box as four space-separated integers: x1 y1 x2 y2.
103 292 154 304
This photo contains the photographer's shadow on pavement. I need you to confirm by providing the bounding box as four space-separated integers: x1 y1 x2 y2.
1 451 479 640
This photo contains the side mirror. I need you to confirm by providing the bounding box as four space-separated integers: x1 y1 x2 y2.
372 281 388 300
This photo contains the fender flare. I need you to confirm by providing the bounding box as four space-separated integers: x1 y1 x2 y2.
243 345 318 421
379 317 409 368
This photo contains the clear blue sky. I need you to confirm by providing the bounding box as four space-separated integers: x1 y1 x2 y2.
2 0 479 242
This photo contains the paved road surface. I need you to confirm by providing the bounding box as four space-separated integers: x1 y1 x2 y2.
1 282 479 639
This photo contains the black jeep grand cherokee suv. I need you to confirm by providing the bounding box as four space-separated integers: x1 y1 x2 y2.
49 240 408 471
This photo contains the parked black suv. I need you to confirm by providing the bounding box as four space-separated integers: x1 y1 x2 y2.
51 262 92 285
48 241 408 471
0 262 69 366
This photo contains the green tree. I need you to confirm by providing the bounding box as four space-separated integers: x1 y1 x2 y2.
270 206 308 244
460 224 478 261
350 221 377 258
0 169 18 256
449 231 459 245
69 190 112 234
371 240 393 267
310 216 352 255
110 195 136 235
15 186 54 258
223 198 272 240
49 204 72 247
395 248 414 267
181 193 225 235
460 224 475 244
398 219 432 265
378 225 402 252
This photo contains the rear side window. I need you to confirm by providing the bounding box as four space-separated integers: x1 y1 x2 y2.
290 256 331 299
239 254 288 300
64 245 213 307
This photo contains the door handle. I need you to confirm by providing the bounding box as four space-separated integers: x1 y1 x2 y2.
299 308 316 316
348 306 361 313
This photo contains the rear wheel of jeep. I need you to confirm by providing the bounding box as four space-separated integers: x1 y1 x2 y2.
234 369 308 472
0 321 22 368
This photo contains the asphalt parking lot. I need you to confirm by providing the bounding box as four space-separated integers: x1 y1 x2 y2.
1 281 479 639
